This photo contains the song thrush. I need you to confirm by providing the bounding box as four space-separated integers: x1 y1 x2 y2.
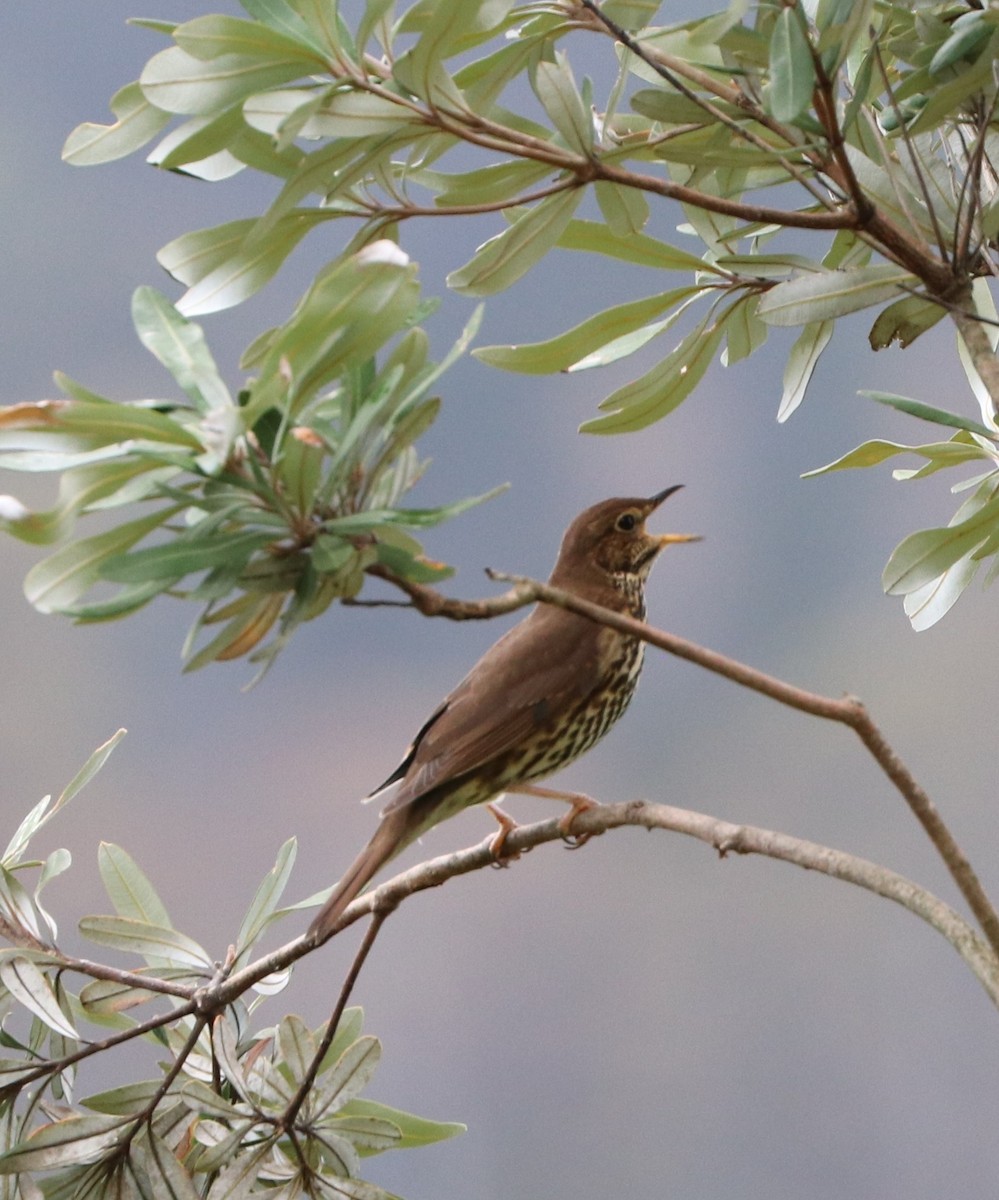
308 486 699 942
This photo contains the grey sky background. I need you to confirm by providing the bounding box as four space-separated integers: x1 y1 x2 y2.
2 5 998 1198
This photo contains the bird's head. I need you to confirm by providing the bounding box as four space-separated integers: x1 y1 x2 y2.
550 486 701 589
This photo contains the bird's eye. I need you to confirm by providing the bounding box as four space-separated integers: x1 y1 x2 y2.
616 512 638 532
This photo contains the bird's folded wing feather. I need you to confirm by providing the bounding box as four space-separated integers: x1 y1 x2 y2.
377 607 607 813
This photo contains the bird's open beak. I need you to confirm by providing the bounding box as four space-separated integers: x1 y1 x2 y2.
646 486 701 546
655 532 702 546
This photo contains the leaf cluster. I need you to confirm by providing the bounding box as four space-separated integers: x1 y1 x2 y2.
47 0 999 625
0 738 462 1197
1 270 498 674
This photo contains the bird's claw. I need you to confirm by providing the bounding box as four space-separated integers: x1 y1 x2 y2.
487 802 523 865
556 793 598 849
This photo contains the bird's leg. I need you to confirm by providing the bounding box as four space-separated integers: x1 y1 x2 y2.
486 801 522 865
506 782 598 848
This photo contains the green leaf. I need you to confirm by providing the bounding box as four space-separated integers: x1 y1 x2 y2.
82 1080 171 1117
321 485 507 534
581 314 726 434
532 53 592 154
131 1128 201 1200
474 288 700 374
243 86 420 139
903 554 980 631
868 295 945 349
777 319 833 421
174 14 324 64
721 293 768 367
311 1036 381 1119
241 243 422 424
447 189 582 296
882 491 999 595
556 219 712 272
78 916 213 970
235 837 297 958
0 399 202 454
80 969 198 1015
324 1115 402 1155
862 391 999 440
768 5 816 123
241 0 328 55
132 288 233 413
420 159 553 207
0 1115 125 1173
101 531 274 585
929 12 990 75
340 1099 465 1150
956 277 999 434
98 843 173 927
173 211 333 315
54 729 128 816
62 81 171 166
24 508 180 614
139 45 308 115
278 1013 315 1085
373 542 454 584
803 436 990 478
757 265 916 326
0 958 78 1039
593 181 650 239
183 592 287 672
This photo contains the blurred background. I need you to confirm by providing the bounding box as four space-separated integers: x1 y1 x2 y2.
2 5 998 1198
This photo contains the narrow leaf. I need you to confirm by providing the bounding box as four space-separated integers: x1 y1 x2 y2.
98 843 172 927
62 81 171 166
768 6 816 123
312 1036 381 1119
532 53 592 154
24 508 180 614
0 959 79 1039
131 288 232 413
777 320 833 421
55 729 128 816
340 1098 465 1149
758 265 915 326
0 1115 125 1173
78 916 213 970
447 190 582 296
862 391 998 440
236 837 298 957
473 288 699 374
882 492 999 594
581 315 725 434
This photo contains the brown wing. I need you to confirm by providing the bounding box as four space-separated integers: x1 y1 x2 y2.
376 604 606 813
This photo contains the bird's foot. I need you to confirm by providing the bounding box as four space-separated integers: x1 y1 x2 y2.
556 792 598 848
508 783 598 848
486 802 522 866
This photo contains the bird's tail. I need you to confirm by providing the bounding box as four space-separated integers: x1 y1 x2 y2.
308 812 407 943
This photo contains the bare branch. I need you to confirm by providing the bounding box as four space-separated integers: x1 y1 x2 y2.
311 804 999 1009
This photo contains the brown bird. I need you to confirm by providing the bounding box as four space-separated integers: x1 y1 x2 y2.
308 487 699 942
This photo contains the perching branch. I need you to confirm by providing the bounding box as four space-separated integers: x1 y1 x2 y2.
311 802 999 1009
363 565 999 965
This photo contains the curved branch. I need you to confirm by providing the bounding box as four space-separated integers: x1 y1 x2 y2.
361 564 999 963
295 805 998 1008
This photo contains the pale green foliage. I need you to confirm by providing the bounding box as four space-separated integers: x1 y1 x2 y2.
0 738 463 1197
4 0 999 664
0 270 499 675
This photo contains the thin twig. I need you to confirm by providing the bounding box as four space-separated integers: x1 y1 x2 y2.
0 999 200 1097
282 909 391 1134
